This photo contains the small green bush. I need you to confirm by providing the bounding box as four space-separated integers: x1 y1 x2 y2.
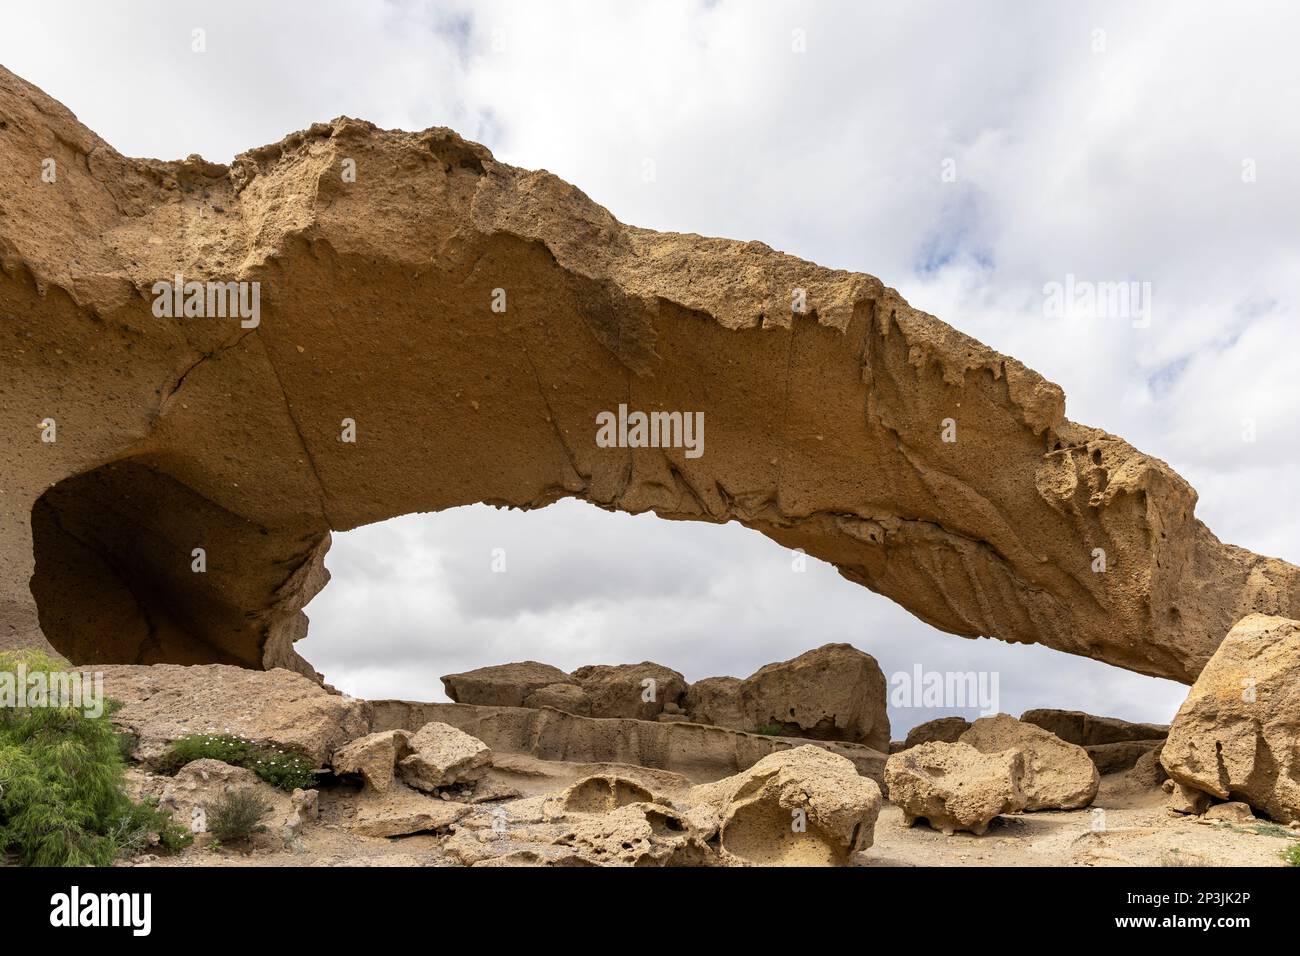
162 733 316 792
207 789 272 843
0 650 190 866
1283 843 1300 867
755 724 785 736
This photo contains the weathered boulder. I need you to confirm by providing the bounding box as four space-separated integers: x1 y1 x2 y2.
99 664 371 766
960 714 1099 810
442 662 575 709
569 662 688 720
1202 801 1256 823
1163 779 1213 816
1160 614 1300 823
903 716 972 748
739 644 889 750
1020 708 1168 746
884 741 1027 835
686 745 882 865
5 66 1295 683
330 729 413 792
397 721 492 792
683 676 747 729
681 644 889 749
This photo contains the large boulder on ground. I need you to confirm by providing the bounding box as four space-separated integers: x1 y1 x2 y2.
742 644 889 750
397 721 492 792
683 676 747 729
884 741 1027 835
903 716 972 748
99 664 371 766
569 662 688 720
330 729 413 792
441 662 576 708
960 714 1099 810
686 745 882 865
683 644 890 750
1020 708 1168 746
1160 613 1300 823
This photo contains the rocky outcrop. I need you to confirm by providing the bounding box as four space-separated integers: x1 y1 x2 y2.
397 722 493 792
685 746 882 865
960 714 1099 810
100 664 371 766
740 644 889 749
903 716 972 748
371 700 887 785
885 741 1027 835
1020 709 1168 746
3 66 1296 682
684 677 747 729
1160 614 1300 823
330 729 413 792
442 662 574 709
569 662 688 721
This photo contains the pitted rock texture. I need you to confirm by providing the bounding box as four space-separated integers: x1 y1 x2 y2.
2 66 1298 681
885 741 1027 835
1160 614 1300 823
959 713 1099 810
686 643 889 749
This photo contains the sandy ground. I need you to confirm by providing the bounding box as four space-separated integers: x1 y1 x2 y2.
129 761 1298 868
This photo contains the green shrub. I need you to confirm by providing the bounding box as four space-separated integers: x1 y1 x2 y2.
207 790 272 843
1283 843 1300 867
755 724 785 736
161 733 316 792
0 650 190 866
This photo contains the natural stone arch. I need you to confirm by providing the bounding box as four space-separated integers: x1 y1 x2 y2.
2 65 1296 683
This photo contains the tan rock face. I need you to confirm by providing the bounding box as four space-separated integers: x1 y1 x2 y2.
680 644 890 748
569 662 688 720
1160 614 1300 823
2 67 1295 680
350 784 471 838
884 741 1027 835
371 699 888 785
739 644 889 749
903 716 972 748
100 664 370 766
397 721 493 792
683 676 747 729
330 729 413 792
686 745 882 866
960 714 1099 810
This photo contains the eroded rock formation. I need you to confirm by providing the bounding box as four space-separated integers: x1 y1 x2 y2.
2 66 1297 681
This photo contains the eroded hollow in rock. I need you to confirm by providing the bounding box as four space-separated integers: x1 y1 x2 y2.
30 459 326 669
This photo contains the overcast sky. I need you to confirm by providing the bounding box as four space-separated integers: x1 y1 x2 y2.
5 1 1297 734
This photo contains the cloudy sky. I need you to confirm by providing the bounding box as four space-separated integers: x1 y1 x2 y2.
5 1 1297 733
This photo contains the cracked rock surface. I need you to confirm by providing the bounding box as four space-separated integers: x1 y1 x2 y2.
2 65 1297 681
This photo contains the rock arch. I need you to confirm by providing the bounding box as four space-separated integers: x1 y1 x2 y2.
1 66 1296 683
